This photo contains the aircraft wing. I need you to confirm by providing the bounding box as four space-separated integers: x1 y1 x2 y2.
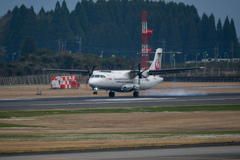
149 67 205 75
44 68 90 74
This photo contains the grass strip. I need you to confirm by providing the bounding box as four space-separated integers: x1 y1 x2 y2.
0 104 240 118
0 123 43 128
1 131 240 141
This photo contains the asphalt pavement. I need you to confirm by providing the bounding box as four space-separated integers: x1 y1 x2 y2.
0 93 240 111
1 145 240 160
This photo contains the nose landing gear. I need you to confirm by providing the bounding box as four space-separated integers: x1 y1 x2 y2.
93 87 98 95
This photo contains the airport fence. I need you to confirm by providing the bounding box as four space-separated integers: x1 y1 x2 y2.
0 68 239 85
0 74 89 85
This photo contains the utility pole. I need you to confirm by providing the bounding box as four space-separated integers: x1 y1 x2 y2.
74 35 82 55
230 42 234 62
58 40 66 52
214 43 221 61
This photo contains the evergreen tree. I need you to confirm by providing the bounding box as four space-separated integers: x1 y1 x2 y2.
21 36 37 54
216 19 224 57
223 16 230 53
207 14 216 57
0 0 238 61
229 19 238 58
200 13 209 52
50 1 73 50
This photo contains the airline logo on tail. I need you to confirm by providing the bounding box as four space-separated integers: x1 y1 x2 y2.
155 59 160 70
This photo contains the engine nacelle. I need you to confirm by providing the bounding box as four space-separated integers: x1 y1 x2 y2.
142 70 149 78
121 84 134 92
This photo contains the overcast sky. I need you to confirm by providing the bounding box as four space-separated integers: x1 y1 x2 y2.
0 0 239 38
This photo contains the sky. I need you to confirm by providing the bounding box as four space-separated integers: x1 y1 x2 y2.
0 0 239 39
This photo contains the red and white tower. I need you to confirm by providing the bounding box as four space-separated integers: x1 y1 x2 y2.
141 10 153 70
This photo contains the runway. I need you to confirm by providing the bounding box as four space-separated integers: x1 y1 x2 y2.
0 93 239 111
1 145 240 160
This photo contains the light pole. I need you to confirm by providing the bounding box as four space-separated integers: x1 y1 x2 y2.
12 52 16 62
195 53 200 67
172 54 175 69
205 53 208 68
184 54 188 68
203 51 207 62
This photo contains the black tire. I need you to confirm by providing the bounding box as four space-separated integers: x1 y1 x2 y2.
109 91 115 97
133 91 139 97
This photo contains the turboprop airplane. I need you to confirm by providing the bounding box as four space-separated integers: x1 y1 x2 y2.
44 48 204 97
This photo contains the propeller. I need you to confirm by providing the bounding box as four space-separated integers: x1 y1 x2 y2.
137 63 148 85
129 63 148 85
84 63 97 83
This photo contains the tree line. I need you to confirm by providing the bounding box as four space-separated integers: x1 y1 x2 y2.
0 0 238 64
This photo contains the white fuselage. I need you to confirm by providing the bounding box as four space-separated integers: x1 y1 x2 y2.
88 70 163 92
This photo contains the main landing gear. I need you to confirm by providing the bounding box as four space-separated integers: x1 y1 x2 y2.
93 87 98 95
133 91 139 97
109 91 115 97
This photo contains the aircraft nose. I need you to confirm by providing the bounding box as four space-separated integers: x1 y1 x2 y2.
88 78 97 87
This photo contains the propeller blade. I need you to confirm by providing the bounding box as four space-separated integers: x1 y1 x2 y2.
84 63 97 84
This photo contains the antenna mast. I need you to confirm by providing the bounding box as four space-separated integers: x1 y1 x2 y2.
141 10 153 70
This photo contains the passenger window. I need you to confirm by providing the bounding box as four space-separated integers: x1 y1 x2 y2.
95 75 100 78
91 75 95 78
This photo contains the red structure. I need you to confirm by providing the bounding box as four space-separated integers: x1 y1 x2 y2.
51 76 80 89
141 10 153 70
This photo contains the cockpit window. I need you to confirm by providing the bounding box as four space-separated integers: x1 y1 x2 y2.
91 75 105 78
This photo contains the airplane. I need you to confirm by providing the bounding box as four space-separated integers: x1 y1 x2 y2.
44 48 204 97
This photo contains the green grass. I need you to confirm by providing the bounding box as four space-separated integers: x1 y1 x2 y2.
0 123 43 128
1 131 240 141
0 104 240 119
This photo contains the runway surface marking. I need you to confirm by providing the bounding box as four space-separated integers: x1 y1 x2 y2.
27 97 238 107
86 98 176 101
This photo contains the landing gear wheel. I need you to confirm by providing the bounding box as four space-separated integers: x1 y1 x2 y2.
109 91 115 98
133 91 139 97
93 91 98 95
